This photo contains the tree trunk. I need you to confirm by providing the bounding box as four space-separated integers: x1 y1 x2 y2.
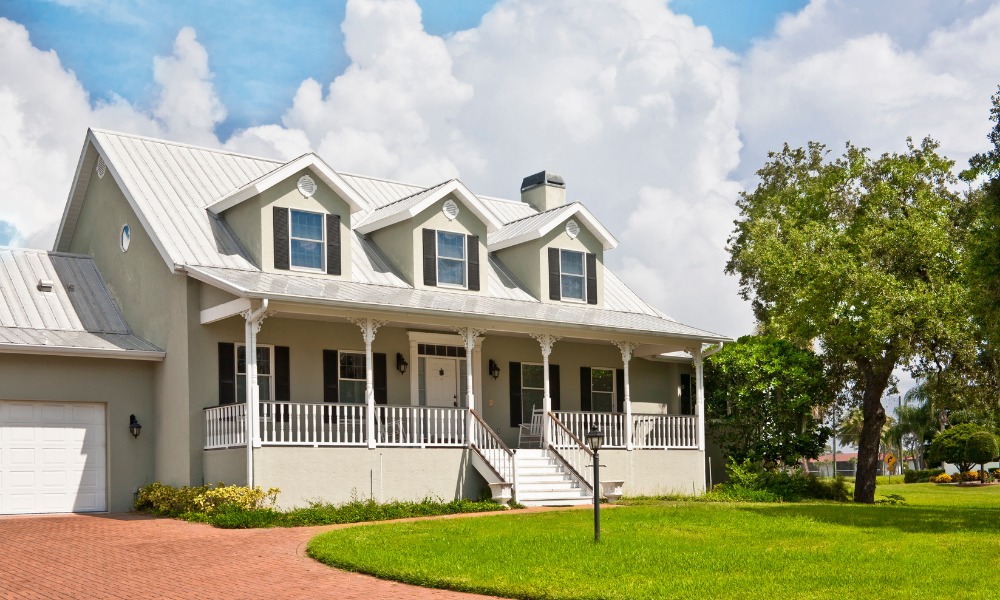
854 370 890 503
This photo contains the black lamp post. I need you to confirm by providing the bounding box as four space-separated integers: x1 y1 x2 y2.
129 414 142 439
585 426 604 543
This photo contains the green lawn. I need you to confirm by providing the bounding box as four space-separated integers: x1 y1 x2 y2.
307 484 1000 599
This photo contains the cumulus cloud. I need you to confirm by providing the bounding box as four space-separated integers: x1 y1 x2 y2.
152 27 226 146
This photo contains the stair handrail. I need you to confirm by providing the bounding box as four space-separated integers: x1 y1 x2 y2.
469 409 514 482
547 411 594 491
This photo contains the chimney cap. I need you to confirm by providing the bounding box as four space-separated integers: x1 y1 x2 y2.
521 171 564 192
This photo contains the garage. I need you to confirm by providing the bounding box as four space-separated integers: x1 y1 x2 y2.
0 400 107 515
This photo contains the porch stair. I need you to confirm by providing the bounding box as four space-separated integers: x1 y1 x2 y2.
515 449 592 507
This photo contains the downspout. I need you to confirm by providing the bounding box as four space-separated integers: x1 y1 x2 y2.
244 299 268 488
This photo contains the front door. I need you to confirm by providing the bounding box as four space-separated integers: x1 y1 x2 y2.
426 357 459 407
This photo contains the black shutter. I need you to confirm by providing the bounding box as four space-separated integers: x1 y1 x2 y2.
374 353 388 405
273 207 289 270
549 364 560 411
586 253 598 305
423 228 437 286
616 368 625 413
218 342 235 405
509 361 521 427
467 234 480 291
326 214 341 275
275 346 290 401
680 373 692 415
323 350 339 403
580 367 592 412
548 247 561 300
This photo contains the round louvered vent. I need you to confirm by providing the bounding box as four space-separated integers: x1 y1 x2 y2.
96 157 107 179
443 199 460 220
120 224 131 252
565 219 580 239
297 175 317 197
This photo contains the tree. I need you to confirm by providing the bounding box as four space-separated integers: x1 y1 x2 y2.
704 335 833 468
927 423 997 476
727 138 972 503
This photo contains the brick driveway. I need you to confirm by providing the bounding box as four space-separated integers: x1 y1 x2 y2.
0 513 503 599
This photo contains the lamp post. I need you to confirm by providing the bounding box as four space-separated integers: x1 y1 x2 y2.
585 426 604 543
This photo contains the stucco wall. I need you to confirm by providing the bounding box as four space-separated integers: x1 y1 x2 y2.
0 353 156 512
600 448 706 496
252 446 485 509
203 448 247 486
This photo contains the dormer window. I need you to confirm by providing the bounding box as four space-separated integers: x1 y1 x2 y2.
290 210 325 271
559 249 586 301
422 228 480 291
437 231 467 287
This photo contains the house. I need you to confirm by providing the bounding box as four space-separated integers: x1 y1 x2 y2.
0 129 727 514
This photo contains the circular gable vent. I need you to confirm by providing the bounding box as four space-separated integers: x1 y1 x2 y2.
120 224 131 252
297 175 317 197
565 219 580 239
96 157 107 179
443 199 460 220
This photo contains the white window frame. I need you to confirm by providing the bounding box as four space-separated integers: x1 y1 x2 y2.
338 350 367 404
591 366 616 413
289 208 326 273
436 230 467 289
520 362 545 425
559 248 586 302
236 343 275 404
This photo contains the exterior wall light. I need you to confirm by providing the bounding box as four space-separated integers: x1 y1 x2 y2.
396 352 409 374
129 414 142 439
586 426 604 543
488 359 500 380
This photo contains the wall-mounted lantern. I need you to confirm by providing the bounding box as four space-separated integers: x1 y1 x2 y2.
396 352 409 374
488 359 501 380
129 414 142 439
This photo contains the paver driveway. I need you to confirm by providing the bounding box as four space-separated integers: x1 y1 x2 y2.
0 513 502 599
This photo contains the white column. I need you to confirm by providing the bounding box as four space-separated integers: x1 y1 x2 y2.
693 346 706 452
242 300 268 488
349 317 385 449
615 341 638 451
529 333 560 447
454 327 485 447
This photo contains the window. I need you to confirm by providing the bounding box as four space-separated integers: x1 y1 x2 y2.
436 230 466 287
339 352 366 404
680 373 694 415
560 249 585 301
521 363 545 424
289 209 324 270
591 367 615 412
236 344 273 403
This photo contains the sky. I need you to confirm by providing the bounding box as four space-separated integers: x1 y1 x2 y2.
1 0 999 346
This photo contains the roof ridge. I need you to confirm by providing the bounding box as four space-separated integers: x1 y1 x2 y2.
338 170 431 189
497 202 576 227
367 178 456 211
90 128 285 165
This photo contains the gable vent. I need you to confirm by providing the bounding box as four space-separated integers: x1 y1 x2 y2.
96 157 107 179
565 219 580 239
37 279 55 292
442 199 460 220
297 175 317 197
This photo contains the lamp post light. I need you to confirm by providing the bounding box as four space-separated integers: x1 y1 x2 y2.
585 426 604 543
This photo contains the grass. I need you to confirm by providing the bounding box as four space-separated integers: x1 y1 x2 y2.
307 483 1000 599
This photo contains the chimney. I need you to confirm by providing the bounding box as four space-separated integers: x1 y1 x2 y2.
520 171 565 212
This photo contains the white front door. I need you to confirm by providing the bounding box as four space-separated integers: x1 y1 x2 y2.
426 357 459 408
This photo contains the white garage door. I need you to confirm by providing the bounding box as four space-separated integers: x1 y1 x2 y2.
0 401 107 514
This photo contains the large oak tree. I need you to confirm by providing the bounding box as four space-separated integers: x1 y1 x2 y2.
727 138 971 503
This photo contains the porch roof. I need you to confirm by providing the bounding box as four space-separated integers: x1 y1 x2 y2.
184 264 728 343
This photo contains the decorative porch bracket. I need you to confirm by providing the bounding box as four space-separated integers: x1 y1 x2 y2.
349 317 385 449
453 326 485 448
613 341 639 451
688 345 706 452
529 333 560 447
241 300 269 488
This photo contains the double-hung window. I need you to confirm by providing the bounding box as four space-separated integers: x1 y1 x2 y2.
236 344 273 403
560 249 586 301
436 230 466 287
289 209 324 271
339 352 366 404
591 367 615 412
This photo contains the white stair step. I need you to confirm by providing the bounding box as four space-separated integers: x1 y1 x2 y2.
520 498 592 507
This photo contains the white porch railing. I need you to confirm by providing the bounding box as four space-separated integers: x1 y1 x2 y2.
547 411 594 490
373 405 467 447
204 403 246 448
552 411 698 450
259 402 368 445
469 410 514 481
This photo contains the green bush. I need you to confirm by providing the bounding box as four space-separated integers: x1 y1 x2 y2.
903 469 945 484
708 459 850 503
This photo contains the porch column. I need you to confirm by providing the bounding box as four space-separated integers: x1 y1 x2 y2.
529 333 560 447
349 317 385 449
242 300 268 488
692 346 706 452
614 341 638 451
454 327 485 447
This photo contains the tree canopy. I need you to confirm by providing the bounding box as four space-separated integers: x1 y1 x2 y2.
727 138 972 503
927 423 998 476
704 335 833 468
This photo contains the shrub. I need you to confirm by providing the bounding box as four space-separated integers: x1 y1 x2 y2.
709 459 850 503
956 471 983 483
135 482 280 517
194 484 279 514
993 469 1000 480
903 469 945 484
929 473 953 483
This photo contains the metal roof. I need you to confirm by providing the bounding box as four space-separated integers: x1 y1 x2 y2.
0 248 163 358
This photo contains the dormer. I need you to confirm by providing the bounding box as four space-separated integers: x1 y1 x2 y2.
489 171 618 308
356 179 503 293
207 154 368 278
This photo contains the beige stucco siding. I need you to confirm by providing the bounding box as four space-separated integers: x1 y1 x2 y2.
601 448 706 495
203 448 247 486
0 354 155 512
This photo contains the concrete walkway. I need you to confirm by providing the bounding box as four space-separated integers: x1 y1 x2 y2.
0 512 505 599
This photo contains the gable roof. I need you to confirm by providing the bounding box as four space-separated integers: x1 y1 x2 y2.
487 202 619 251
355 179 504 234
206 153 369 215
0 248 162 359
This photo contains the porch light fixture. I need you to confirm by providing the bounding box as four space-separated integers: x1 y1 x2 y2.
488 359 500 380
396 353 409 374
586 426 604 543
129 414 142 439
